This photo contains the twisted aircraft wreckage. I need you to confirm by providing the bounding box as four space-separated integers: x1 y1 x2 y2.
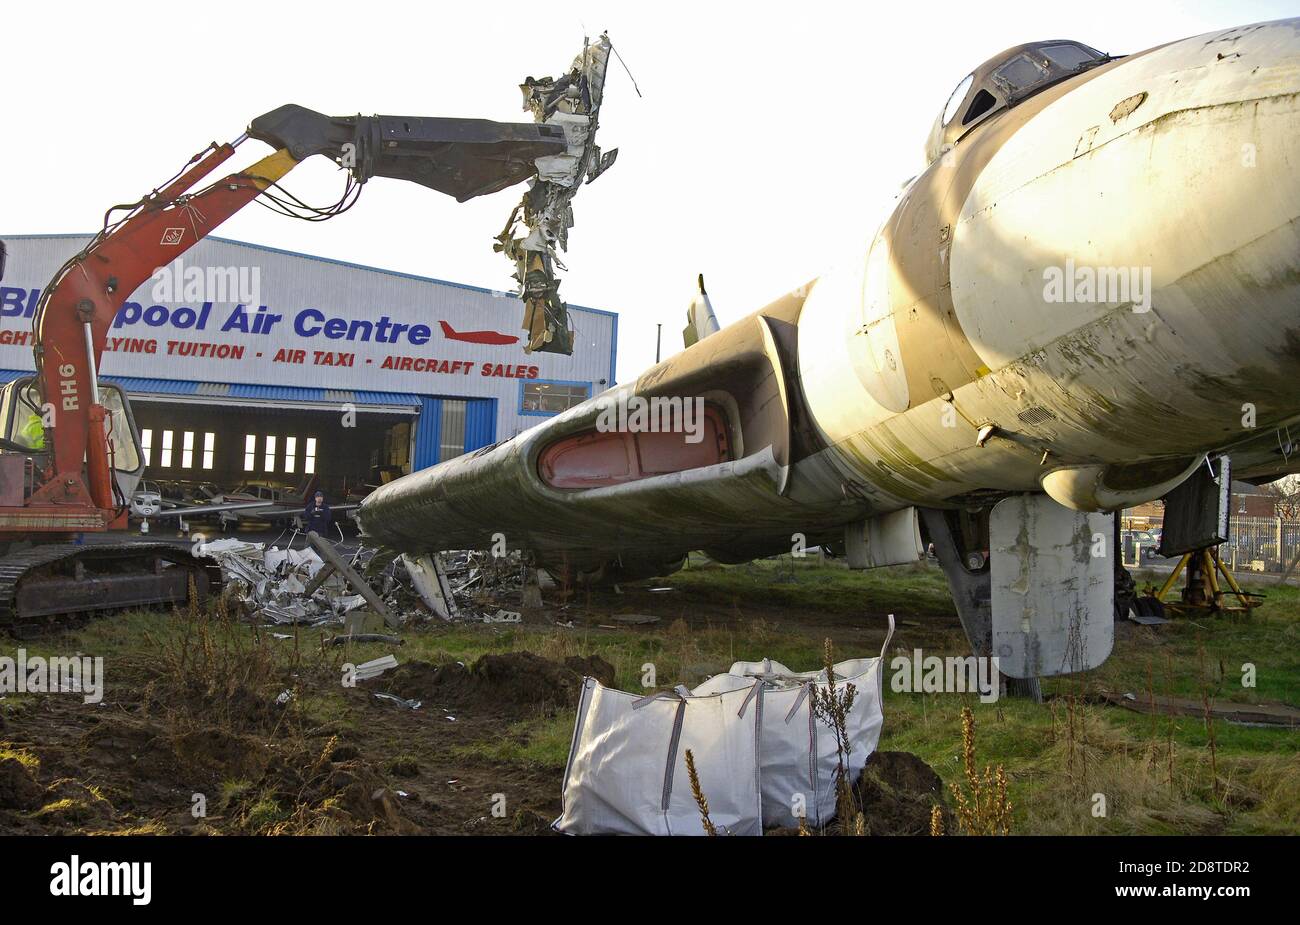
360 19 1300 682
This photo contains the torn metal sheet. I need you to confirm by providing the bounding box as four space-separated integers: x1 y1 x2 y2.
1127 611 1169 626
401 553 459 620
354 655 399 681
483 609 521 623
308 532 398 629
495 33 616 355
374 692 422 710
203 537 353 626
333 594 369 614
611 613 660 625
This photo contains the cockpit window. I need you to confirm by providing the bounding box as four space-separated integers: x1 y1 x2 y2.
1041 42 1100 70
994 54 1050 92
962 90 999 125
942 74 973 125
925 38 1109 166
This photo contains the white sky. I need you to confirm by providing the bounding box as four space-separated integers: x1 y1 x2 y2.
3 0 1293 381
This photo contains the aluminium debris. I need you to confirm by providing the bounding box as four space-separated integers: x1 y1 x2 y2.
197 535 396 627
354 655 399 682
374 692 422 710
483 609 522 624
202 535 538 629
308 531 398 629
495 33 617 355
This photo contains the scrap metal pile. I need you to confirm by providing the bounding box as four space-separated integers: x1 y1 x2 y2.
196 538 529 627
495 33 617 355
197 538 370 626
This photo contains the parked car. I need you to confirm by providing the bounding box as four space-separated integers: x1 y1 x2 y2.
1125 530 1161 561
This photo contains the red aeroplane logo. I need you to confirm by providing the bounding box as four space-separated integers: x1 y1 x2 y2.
439 320 520 346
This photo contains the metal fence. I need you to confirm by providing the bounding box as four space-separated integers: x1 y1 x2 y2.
1125 514 1300 572
1223 515 1300 572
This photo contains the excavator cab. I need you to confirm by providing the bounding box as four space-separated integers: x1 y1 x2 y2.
0 376 145 506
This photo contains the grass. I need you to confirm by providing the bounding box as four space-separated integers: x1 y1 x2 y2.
668 555 958 618
3 554 1296 834
452 714 576 768
0 744 40 771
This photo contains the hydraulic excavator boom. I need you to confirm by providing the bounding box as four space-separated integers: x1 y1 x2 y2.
0 105 566 630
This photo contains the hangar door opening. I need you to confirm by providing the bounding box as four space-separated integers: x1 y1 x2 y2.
126 388 420 506
123 385 498 506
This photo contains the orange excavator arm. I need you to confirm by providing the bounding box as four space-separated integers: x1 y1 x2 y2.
20 105 566 532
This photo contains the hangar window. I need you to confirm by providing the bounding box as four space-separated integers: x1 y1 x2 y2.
521 380 591 416
264 436 277 472
160 430 174 468
304 438 317 474
141 429 152 467
202 433 215 470
243 434 257 472
440 400 467 461
181 431 194 469
284 436 297 474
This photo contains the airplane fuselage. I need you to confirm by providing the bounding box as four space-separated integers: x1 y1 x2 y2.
360 19 1300 586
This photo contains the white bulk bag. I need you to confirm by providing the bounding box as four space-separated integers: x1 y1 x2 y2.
693 615 894 829
554 680 763 836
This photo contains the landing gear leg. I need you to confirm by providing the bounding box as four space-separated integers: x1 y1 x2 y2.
1114 511 1137 621
919 507 992 659
921 507 1042 700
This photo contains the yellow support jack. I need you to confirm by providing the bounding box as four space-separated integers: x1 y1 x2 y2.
1154 546 1262 614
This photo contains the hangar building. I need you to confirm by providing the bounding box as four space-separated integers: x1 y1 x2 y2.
0 234 617 499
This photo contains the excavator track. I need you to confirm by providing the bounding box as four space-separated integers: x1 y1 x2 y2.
0 542 222 636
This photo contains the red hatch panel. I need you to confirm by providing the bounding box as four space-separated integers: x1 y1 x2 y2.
539 405 731 489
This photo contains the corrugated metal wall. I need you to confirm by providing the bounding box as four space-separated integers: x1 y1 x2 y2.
414 398 443 469
465 398 497 452
412 396 497 470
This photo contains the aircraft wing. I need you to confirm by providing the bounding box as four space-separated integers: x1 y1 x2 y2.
146 500 277 519
358 307 870 581
224 502 361 523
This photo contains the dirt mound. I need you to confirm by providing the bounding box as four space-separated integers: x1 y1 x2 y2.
0 758 42 811
377 652 584 713
146 676 281 732
228 737 418 834
31 778 117 830
564 655 616 687
853 751 951 835
171 727 271 780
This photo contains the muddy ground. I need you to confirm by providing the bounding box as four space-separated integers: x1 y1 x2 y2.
0 563 955 836
5 556 1294 835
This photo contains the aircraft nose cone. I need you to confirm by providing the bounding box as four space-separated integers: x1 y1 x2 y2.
948 19 1300 458
1127 19 1300 415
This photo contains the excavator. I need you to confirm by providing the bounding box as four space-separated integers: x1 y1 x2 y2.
0 105 568 633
